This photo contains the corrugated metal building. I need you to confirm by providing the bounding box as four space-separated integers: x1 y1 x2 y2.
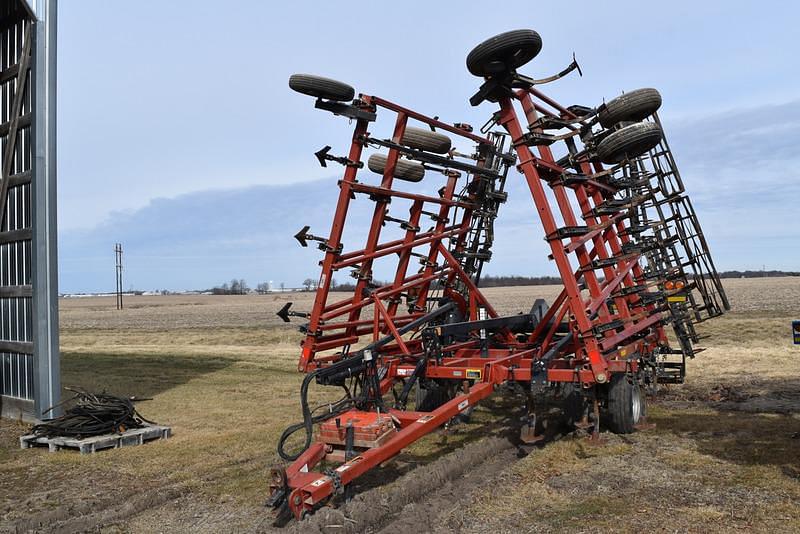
0 0 58 421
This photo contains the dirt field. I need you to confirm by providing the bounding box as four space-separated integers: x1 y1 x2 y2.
1 278 799 533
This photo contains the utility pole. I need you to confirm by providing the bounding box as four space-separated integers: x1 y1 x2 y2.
115 243 124 310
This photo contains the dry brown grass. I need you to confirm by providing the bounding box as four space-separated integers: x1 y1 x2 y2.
0 278 798 532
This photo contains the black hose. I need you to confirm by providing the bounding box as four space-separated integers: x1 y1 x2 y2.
277 363 361 461
277 303 457 461
31 387 155 439
277 369 324 461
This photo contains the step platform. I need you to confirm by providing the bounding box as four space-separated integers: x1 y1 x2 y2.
20 424 171 454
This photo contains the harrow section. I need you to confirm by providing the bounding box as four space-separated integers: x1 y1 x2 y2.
269 30 728 520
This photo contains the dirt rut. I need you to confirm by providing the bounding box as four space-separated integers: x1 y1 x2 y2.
287 435 520 534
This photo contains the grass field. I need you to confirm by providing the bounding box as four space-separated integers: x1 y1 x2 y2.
1 278 799 532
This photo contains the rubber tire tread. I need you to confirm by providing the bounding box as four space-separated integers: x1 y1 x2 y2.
606 374 639 434
466 29 543 77
561 383 587 427
367 153 425 182
288 74 355 101
598 88 662 128
596 122 662 164
417 386 450 412
401 127 452 154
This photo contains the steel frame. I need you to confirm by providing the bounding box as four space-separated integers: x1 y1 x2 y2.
0 0 59 422
272 56 726 519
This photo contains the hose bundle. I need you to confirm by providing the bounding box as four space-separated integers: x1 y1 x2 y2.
31 387 156 439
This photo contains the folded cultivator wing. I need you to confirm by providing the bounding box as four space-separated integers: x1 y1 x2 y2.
269 29 728 520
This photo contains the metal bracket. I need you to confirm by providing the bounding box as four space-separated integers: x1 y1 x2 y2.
294 225 342 253
314 99 377 122
276 302 310 323
314 145 363 169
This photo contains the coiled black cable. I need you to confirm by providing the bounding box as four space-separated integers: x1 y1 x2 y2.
31 387 155 439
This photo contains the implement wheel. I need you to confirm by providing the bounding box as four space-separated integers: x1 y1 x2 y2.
368 153 426 182
596 122 662 164
417 383 449 412
401 127 452 154
466 29 543 77
598 88 662 128
561 383 588 427
288 74 355 101
605 374 644 434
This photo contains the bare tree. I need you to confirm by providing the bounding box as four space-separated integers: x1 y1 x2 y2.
302 278 315 291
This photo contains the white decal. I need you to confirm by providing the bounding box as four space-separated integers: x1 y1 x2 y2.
458 399 469 412
336 464 352 473
310 477 330 487
300 464 308 473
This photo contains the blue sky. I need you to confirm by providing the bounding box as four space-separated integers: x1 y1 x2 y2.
57 1 800 292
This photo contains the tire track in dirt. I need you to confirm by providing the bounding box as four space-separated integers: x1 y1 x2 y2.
9 484 188 533
288 436 521 534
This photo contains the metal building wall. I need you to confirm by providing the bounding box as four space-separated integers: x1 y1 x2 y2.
0 0 58 421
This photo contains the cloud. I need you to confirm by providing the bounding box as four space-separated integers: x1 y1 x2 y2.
661 100 800 269
58 100 800 292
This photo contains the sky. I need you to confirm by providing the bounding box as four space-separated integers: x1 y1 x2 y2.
56 0 800 292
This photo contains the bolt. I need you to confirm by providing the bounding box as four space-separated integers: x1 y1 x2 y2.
596 372 608 384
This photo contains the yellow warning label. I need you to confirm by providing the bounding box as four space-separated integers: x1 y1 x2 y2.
466 369 482 380
667 296 687 302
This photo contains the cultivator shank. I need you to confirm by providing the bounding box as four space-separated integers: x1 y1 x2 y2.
270 30 728 520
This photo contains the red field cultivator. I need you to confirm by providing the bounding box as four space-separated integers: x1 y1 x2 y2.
269 29 728 520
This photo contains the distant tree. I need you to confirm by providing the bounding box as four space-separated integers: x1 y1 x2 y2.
331 278 338 290
303 278 315 291
280 282 285 292
239 279 249 294
256 282 270 294
230 279 241 295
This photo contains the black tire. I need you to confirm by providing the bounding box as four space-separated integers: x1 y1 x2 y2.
598 88 662 128
288 74 355 101
367 153 426 182
417 385 449 412
401 127 452 154
466 29 543 77
596 122 662 164
606 374 643 434
561 383 587 427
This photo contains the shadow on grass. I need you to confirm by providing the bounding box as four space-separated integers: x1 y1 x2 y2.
60 351 235 401
650 403 800 469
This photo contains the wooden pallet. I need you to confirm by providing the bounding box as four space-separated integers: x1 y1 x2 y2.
20 424 171 454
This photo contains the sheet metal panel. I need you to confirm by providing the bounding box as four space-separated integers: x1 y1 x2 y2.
0 0 58 421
